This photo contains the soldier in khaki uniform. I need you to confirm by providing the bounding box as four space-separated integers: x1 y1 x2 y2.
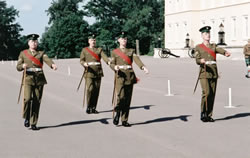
110 32 149 127
16 34 57 130
80 34 110 114
195 26 231 122
243 39 250 78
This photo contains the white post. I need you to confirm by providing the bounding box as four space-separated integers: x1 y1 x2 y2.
225 88 235 108
229 88 232 107
165 80 174 96
11 60 14 66
68 66 71 76
1 60 3 64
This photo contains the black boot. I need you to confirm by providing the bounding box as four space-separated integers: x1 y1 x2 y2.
113 111 120 125
92 109 99 114
24 119 30 127
31 125 39 130
86 107 92 114
200 112 208 122
207 117 215 122
122 121 131 127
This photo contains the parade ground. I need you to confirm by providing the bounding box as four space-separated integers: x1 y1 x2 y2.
0 56 249 158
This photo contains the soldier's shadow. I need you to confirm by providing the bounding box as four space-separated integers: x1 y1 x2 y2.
215 112 250 121
99 104 155 113
131 115 192 126
38 118 111 130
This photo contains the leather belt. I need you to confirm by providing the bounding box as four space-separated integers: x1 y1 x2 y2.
205 61 216 65
87 62 101 66
118 65 132 70
26 68 42 72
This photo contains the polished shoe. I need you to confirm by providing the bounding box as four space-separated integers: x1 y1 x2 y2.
86 108 92 114
31 125 39 130
113 112 120 125
245 75 250 78
207 117 215 122
200 113 208 122
24 119 30 127
92 109 99 114
201 117 208 122
122 121 131 127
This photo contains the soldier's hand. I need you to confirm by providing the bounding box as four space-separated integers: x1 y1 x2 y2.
142 66 149 74
225 51 231 57
114 65 119 71
52 64 57 70
200 59 206 64
83 62 89 67
22 63 27 69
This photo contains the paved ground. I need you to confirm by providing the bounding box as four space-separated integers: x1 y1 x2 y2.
0 57 249 158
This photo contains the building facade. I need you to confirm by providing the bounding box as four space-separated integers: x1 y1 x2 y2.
164 0 250 58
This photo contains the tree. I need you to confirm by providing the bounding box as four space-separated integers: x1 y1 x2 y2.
40 0 89 58
0 0 24 60
84 0 164 55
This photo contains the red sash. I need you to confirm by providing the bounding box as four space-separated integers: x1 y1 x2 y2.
114 48 140 83
23 50 43 68
85 47 100 62
114 48 132 65
199 43 216 60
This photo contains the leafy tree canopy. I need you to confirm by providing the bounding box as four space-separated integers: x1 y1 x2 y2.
0 0 24 60
40 0 89 58
84 0 164 55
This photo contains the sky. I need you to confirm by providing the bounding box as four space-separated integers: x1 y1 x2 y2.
6 0 94 37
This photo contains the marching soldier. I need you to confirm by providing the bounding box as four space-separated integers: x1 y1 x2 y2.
110 32 149 127
16 34 57 130
80 34 110 114
243 39 250 78
195 26 231 122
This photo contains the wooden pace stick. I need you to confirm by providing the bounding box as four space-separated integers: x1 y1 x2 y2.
17 67 26 104
193 68 202 94
22 68 26 114
112 72 118 119
77 71 85 91
82 78 87 108
204 64 208 113
82 67 88 108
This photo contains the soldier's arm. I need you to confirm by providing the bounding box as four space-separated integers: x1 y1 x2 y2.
42 52 55 68
132 50 145 69
215 44 226 55
243 45 247 57
195 46 202 65
80 48 87 67
16 52 24 71
100 48 110 65
110 51 116 71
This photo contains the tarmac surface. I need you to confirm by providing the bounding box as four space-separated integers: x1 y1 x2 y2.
0 56 249 158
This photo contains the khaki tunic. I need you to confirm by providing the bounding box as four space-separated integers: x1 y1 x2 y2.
110 48 145 122
16 49 54 125
243 43 250 58
80 47 109 110
195 43 226 117
80 47 109 78
16 49 54 85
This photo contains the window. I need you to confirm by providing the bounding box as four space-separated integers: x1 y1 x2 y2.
243 15 249 39
175 23 179 43
201 20 206 26
231 17 237 40
167 24 172 43
210 19 216 42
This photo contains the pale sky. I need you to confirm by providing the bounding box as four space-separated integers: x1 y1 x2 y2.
6 0 94 37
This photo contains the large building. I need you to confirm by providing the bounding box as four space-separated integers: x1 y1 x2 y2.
163 0 250 58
